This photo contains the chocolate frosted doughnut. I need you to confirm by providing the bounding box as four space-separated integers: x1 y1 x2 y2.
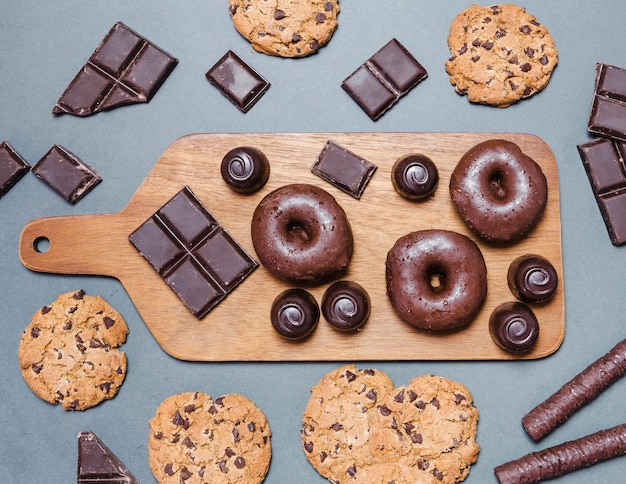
221 146 270 194
251 183 353 283
450 139 548 242
489 301 539 353
391 153 438 200
508 254 558 303
385 229 487 331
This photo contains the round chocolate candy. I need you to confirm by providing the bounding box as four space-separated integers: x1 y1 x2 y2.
221 146 270 194
270 288 319 340
321 280 370 331
391 153 439 200
508 254 558 303
489 301 539 353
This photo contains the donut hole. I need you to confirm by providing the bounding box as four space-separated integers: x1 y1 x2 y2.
488 168 508 200
426 265 447 293
285 218 314 245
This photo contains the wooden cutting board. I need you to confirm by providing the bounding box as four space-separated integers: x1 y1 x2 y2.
19 132 564 361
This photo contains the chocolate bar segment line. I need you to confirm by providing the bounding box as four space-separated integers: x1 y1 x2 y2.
494 423 626 484
522 338 626 442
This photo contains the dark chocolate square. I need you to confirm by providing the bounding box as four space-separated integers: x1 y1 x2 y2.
342 38 427 120
31 145 101 204
129 186 258 318
206 50 270 113
0 141 30 198
588 63 626 142
311 140 377 199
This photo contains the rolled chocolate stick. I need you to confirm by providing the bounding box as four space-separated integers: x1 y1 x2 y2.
522 338 626 441
495 423 626 483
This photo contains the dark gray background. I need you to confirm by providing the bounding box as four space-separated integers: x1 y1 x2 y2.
2 1 626 482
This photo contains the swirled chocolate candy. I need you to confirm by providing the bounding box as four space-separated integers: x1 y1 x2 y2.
489 301 539 353
391 153 438 200
507 254 558 303
270 288 319 340
221 146 270 194
321 280 370 331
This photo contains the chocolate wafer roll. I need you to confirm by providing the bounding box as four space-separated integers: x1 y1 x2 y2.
494 423 626 483
522 338 626 441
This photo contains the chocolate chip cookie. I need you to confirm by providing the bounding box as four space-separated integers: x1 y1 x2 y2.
445 4 558 107
149 391 272 483
229 0 339 57
18 290 128 410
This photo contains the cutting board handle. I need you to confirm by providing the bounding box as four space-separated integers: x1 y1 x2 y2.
19 211 135 278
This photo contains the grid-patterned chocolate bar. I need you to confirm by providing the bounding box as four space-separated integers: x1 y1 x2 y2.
588 63 626 142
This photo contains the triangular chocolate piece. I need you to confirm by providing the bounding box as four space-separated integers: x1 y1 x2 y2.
77 431 138 484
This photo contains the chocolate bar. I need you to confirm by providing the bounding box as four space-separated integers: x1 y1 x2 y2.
588 63 626 142
0 141 30 198
53 22 178 116
129 186 257 318
206 50 270 113
577 137 626 245
311 140 377 199
31 145 101 204
78 431 138 484
522 337 626 441
495 423 626 483
342 38 427 120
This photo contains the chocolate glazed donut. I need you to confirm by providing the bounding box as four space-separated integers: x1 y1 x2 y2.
251 183 353 283
449 139 548 242
386 229 487 331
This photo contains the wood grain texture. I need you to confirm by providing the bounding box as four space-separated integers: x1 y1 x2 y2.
19 132 564 361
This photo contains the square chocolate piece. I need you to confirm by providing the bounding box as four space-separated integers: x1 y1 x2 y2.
0 141 30 198
53 22 178 116
311 140 377 199
206 50 270 113
342 38 427 120
128 186 257 318
588 63 626 142
31 145 101 204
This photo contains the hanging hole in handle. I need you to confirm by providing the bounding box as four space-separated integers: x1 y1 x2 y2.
33 236 50 253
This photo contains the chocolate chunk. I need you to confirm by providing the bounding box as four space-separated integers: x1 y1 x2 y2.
321 280 370 331
128 186 257 318
311 140 377 199
577 137 626 245
489 301 539 353
31 145 101 204
77 431 138 483
221 146 270 194
53 22 178 116
342 38 427 120
270 288 319 340
588 63 626 142
507 254 558 303
522 337 626 442
0 141 30 198
206 50 270 113
391 153 439 201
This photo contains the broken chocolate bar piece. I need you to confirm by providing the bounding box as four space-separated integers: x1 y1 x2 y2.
588 63 626 142
0 141 30 198
53 22 178 116
311 140 377 199
77 431 138 484
577 137 626 245
342 38 427 120
129 186 257 318
206 50 270 113
31 145 101 204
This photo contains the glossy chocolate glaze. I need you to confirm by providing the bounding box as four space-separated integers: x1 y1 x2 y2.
489 301 539 353
508 254 558 303
270 288 319 340
221 146 270 194
449 139 548 242
321 280 370 331
391 153 438 200
251 183 353 283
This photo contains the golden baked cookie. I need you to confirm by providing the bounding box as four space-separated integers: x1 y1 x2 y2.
445 3 558 107
300 364 395 483
18 289 128 410
229 0 340 57
148 391 272 484
369 375 480 483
